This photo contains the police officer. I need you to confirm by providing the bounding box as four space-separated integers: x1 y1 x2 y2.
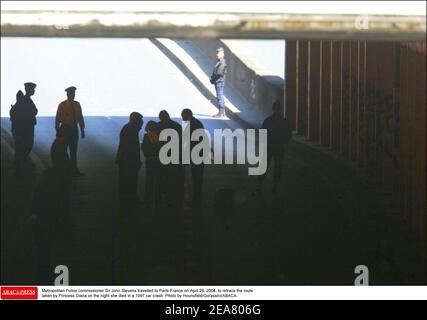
181 108 205 208
55 86 85 177
257 101 292 196
115 112 144 206
10 82 38 176
210 47 227 118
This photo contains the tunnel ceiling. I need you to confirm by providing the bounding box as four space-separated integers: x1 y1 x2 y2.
1 7 426 41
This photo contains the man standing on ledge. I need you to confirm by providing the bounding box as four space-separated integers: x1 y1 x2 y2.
210 47 227 118
55 86 85 177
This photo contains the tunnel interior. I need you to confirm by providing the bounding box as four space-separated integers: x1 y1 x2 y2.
1 7 426 286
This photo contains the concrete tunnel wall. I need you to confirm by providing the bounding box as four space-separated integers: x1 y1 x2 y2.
285 40 426 240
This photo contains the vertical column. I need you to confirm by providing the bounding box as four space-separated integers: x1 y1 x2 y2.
297 40 309 136
341 42 351 156
392 43 402 215
285 40 297 130
359 41 367 168
350 42 360 160
417 43 426 241
308 40 321 142
407 44 417 229
365 42 378 178
320 41 332 147
330 41 342 152
381 43 396 193
412 43 426 237
374 42 384 188
399 43 410 221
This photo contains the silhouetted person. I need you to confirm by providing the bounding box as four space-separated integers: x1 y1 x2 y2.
9 83 38 176
258 101 292 196
157 110 184 208
182 108 205 208
141 121 160 207
210 47 227 118
55 86 85 177
116 112 144 207
51 126 72 179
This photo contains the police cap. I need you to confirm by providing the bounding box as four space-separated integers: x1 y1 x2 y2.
65 86 77 93
24 82 37 90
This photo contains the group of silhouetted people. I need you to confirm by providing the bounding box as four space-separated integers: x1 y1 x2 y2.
10 83 86 178
10 81 292 216
10 83 85 282
115 109 206 210
115 102 292 212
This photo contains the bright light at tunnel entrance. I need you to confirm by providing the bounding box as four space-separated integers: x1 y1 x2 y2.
0 37 219 118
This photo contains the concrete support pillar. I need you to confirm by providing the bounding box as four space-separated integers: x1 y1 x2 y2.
296 40 309 136
399 43 410 221
320 40 332 147
330 41 342 152
415 43 426 240
285 40 297 130
349 42 359 160
381 43 396 193
358 41 367 168
341 41 351 156
364 42 379 179
307 40 321 142
407 43 426 236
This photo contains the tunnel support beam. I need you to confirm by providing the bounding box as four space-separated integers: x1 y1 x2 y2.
308 40 321 142
285 40 297 131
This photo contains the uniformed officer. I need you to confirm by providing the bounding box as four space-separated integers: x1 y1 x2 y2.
181 108 206 208
10 82 38 176
257 101 292 196
210 47 227 118
115 112 144 206
55 86 85 177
